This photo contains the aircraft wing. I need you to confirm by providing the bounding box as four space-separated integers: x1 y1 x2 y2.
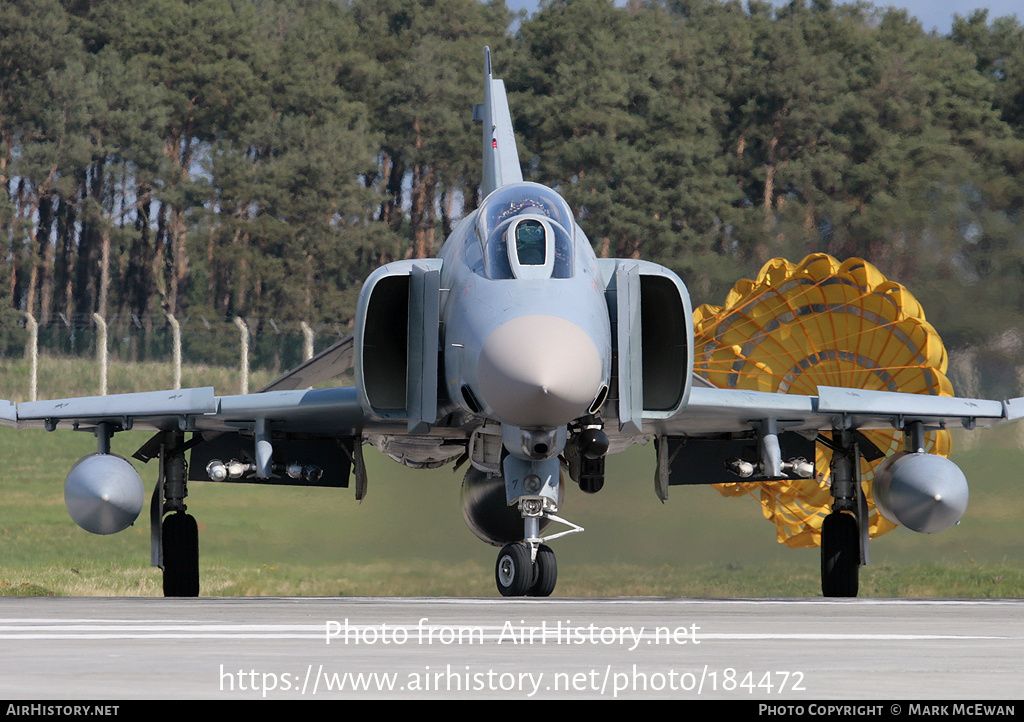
6 380 1019 448
0 385 367 438
633 383 1024 502
647 385 1024 437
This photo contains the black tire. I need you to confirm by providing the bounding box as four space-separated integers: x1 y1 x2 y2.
495 543 532 597
162 512 199 597
821 511 859 598
527 544 557 597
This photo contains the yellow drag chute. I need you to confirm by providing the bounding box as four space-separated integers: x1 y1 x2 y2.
693 254 953 549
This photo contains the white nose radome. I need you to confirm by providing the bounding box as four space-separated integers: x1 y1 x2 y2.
477 315 603 428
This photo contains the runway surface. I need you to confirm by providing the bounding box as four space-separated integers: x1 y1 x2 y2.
0 597 1020 699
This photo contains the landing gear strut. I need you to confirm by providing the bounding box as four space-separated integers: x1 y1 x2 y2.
820 430 865 598
152 431 200 597
491 501 581 598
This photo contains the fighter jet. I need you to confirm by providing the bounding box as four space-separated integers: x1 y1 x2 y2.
3 49 1022 598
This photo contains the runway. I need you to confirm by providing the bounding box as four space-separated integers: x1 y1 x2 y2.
0 597 1020 700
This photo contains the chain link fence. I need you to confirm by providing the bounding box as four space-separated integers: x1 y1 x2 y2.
7 310 351 400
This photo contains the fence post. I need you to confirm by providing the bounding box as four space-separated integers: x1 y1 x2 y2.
300 321 314 362
166 313 182 390
93 313 107 396
234 316 249 395
950 349 979 451
23 312 37 402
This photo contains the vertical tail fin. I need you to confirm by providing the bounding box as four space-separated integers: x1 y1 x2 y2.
474 47 523 198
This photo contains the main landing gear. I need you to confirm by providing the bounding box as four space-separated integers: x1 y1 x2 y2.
819 430 868 598
151 431 200 597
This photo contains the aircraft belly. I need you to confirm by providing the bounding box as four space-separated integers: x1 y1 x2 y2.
367 434 465 469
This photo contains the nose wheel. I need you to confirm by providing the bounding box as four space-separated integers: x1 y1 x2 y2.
495 542 557 597
495 543 534 596
528 544 557 597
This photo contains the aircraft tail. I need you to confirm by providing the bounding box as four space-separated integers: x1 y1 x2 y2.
474 47 523 199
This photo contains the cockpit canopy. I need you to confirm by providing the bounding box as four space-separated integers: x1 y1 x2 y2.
476 183 575 280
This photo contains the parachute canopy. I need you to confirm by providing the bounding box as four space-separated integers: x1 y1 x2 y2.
693 254 953 548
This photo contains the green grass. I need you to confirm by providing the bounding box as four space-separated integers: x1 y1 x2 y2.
0 354 1022 597
4 556 1022 599
0 355 277 400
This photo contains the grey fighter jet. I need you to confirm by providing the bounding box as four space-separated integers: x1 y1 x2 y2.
4 49 1023 598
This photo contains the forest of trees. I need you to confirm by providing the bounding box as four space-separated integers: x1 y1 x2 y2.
3 0 1024 388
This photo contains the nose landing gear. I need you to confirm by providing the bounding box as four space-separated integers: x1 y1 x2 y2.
493 502 581 597
492 446 582 597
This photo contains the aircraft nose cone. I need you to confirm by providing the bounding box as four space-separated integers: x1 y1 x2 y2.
477 315 603 428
